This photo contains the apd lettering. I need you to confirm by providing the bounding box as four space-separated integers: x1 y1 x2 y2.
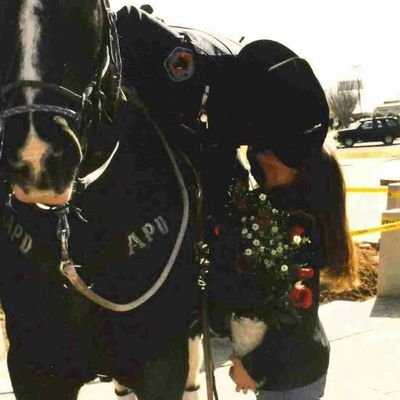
127 216 169 256
3 212 33 255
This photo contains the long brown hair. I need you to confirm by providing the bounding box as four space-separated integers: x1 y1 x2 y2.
299 149 358 291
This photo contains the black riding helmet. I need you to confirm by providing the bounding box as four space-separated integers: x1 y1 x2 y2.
235 40 329 168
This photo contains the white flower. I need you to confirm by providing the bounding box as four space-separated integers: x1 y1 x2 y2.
245 249 252 256
252 223 260 231
284 244 289 249
253 239 260 247
250 216 255 221
264 259 271 268
241 217 247 223
242 228 248 235
271 249 277 256
272 208 279 214
246 233 253 239
277 246 283 253
293 235 302 245
259 193 267 201
271 226 278 233
281 264 289 272
260 246 265 253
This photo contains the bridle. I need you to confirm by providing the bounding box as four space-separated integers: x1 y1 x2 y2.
0 0 124 164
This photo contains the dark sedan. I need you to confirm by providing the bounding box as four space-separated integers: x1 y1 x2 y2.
335 117 400 147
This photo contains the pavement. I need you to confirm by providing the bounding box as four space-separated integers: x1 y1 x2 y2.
0 296 399 399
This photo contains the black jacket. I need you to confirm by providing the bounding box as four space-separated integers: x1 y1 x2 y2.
239 185 330 391
209 183 330 391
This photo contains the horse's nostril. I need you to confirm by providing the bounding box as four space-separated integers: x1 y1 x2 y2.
8 158 31 173
9 163 34 192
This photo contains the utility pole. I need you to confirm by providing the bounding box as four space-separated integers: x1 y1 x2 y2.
353 65 362 115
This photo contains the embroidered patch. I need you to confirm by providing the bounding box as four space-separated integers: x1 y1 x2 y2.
127 216 169 256
2 210 33 255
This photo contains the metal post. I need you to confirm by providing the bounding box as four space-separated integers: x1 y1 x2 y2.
357 79 362 115
353 65 362 115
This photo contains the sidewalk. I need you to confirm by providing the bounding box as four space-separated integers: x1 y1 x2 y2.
0 296 399 399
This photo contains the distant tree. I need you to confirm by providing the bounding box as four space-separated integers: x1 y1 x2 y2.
328 83 358 127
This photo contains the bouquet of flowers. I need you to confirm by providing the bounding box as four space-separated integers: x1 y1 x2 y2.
228 181 315 329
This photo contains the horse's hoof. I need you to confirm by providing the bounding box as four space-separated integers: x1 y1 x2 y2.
98 374 113 382
182 386 200 400
115 388 138 400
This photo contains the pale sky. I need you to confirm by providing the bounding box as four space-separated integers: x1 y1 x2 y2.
110 0 400 113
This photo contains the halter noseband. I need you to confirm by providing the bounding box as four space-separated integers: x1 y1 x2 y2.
0 0 123 162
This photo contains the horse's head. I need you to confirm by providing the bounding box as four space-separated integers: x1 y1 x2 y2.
0 0 122 205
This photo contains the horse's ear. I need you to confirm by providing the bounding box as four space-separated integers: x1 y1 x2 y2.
140 4 154 14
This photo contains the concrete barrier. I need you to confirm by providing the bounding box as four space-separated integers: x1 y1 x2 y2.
377 184 400 296
386 183 400 209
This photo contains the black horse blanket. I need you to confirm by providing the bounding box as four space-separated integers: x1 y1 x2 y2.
0 98 198 385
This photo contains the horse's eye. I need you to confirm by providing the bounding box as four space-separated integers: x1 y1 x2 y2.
164 47 195 82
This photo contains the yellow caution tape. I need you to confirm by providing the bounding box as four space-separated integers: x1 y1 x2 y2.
346 187 388 193
351 221 400 237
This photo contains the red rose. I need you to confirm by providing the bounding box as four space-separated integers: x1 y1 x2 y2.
289 225 305 239
297 267 314 280
213 224 221 237
289 283 313 309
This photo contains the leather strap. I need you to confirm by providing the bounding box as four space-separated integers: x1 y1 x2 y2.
181 152 219 400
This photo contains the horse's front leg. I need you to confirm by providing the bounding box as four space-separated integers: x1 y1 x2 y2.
113 379 138 400
112 334 203 400
8 366 84 400
183 334 203 400
118 333 188 400
7 349 85 400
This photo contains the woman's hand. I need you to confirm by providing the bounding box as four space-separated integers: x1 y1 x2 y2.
229 355 257 394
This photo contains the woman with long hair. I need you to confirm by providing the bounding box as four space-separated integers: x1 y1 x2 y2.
225 40 358 400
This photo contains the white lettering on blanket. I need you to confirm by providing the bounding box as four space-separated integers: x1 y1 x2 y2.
127 216 169 256
3 212 33 255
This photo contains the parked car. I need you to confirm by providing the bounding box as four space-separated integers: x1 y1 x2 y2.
335 117 400 147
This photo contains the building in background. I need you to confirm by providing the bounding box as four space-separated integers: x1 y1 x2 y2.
374 100 400 116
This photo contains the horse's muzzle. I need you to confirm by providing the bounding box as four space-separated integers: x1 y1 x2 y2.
12 183 73 205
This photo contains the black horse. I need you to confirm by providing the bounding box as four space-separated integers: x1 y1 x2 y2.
0 1 206 399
